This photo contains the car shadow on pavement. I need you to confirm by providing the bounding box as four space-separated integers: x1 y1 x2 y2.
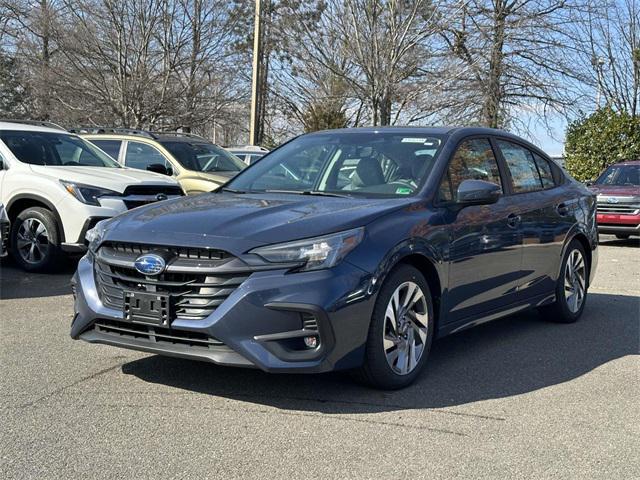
0 257 77 300
598 236 639 248
122 292 639 412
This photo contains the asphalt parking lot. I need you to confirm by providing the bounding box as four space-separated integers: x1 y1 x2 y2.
1 236 638 479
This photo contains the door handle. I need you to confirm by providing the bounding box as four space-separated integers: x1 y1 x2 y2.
556 202 569 216
506 213 521 228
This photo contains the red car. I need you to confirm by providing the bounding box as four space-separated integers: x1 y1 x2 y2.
589 160 640 238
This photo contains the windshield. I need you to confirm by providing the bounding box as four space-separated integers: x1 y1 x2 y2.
595 164 639 186
226 132 445 197
0 130 120 167
161 141 246 173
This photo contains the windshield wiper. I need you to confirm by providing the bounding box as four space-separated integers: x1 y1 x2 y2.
261 189 352 198
220 187 248 194
302 190 352 198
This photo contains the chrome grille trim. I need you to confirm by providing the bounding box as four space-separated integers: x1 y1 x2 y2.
596 205 640 215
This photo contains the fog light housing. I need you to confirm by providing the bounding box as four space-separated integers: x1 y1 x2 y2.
303 336 318 349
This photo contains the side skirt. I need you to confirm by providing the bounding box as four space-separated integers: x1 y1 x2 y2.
436 292 556 338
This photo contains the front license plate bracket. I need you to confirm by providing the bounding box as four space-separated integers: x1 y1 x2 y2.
124 291 171 326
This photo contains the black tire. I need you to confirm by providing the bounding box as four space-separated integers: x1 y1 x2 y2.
354 264 435 390
615 234 630 240
10 207 63 272
539 240 588 323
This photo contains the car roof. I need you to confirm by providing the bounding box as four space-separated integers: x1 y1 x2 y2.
82 132 216 145
229 149 266 154
227 145 269 152
0 121 70 135
305 126 525 139
303 126 548 155
609 160 640 166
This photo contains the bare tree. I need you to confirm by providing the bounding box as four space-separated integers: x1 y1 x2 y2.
172 0 243 132
284 0 442 126
437 0 586 129
1 0 64 120
567 0 640 116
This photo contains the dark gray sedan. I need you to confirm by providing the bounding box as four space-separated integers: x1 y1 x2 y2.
71 127 598 389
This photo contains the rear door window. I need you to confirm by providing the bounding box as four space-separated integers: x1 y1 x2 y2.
533 153 555 188
125 141 171 171
496 140 543 193
91 139 123 161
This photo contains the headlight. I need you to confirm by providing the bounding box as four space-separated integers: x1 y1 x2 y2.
250 227 364 271
85 219 109 252
61 181 120 206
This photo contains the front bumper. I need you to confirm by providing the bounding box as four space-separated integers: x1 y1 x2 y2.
58 194 182 244
596 213 640 236
0 219 9 257
70 255 375 373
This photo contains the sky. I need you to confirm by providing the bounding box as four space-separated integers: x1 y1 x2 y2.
527 117 567 157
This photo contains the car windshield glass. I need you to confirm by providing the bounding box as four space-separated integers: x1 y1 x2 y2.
226 132 445 198
161 141 246 172
0 130 120 167
595 164 639 186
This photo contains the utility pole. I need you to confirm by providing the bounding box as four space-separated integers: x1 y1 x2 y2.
249 0 262 146
592 56 605 109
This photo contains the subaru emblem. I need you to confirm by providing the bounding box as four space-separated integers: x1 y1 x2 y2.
156 193 168 201
134 253 166 276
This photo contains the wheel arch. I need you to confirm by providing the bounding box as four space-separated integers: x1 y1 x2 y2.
6 194 65 243
396 253 443 332
371 241 445 335
569 232 592 285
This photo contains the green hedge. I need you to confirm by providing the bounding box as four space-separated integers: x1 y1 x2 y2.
564 107 640 181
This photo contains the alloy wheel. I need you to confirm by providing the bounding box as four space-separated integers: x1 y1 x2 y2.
383 281 429 375
564 249 586 313
16 218 50 264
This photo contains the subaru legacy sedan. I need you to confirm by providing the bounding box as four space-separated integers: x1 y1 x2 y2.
71 127 598 389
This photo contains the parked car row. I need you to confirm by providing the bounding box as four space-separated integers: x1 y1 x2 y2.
0 120 251 271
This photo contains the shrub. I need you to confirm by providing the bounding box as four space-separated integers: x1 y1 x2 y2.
564 107 640 181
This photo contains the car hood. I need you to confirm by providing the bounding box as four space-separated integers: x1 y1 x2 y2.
30 165 178 193
590 185 640 200
103 192 414 252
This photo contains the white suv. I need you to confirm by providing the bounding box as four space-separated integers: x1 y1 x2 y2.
0 121 184 271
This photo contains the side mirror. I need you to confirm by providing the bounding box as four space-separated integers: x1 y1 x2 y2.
457 179 501 205
146 163 170 175
0 154 4 170
584 180 594 187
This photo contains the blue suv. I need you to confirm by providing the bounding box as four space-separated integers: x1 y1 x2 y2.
71 127 598 389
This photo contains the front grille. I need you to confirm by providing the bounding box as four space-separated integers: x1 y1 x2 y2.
597 204 640 215
123 185 183 196
103 242 229 261
94 242 250 321
119 185 184 210
124 200 159 210
94 319 225 349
